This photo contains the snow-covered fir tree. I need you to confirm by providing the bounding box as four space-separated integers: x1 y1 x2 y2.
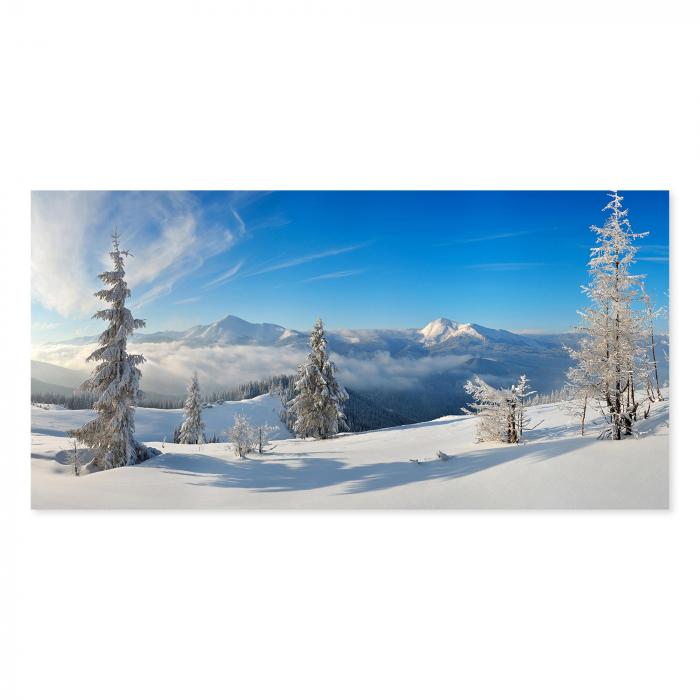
178 373 206 444
567 191 650 440
69 232 157 469
287 318 348 439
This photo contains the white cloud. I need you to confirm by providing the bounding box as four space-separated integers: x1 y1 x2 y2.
31 191 107 316
32 340 306 394
336 352 468 390
463 262 547 271
203 260 245 289
126 214 198 287
242 243 368 279
300 268 366 283
31 191 241 318
639 244 669 254
32 321 63 331
32 339 469 395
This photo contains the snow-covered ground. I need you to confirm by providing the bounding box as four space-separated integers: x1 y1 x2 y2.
31 393 291 443
31 393 669 509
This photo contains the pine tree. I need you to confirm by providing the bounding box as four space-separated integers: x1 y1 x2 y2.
287 318 348 439
69 231 155 469
567 191 649 440
178 373 206 444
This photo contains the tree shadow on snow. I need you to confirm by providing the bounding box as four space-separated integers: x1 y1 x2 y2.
144 436 591 495
32 427 69 438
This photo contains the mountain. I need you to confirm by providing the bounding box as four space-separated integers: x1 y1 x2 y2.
419 317 488 345
51 313 573 357
44 313 577 358
179 315 302 346
34 314 669 423
31 360 87 390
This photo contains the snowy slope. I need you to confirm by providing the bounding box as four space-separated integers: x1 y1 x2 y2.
31 393 669 509
31 393 290 443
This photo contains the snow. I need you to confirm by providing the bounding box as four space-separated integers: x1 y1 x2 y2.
183 314 290 344
419 317 485 344
32 391 669 509
31 393 291 443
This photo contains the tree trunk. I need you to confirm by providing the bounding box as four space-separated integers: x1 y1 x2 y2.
650 326 663 400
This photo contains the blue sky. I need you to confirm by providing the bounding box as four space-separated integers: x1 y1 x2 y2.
31 190 669 343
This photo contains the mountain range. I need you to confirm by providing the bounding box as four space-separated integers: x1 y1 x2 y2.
32 314 669 423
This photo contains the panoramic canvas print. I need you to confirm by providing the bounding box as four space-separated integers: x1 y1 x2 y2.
30 191 669 509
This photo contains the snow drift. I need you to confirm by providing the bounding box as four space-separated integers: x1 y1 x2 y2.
31 392 669 509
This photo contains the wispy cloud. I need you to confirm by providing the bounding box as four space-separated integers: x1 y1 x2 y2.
174 296 202 305
231 209 246 237
436 228 557 247
463 262 547 271
639 244 669 254
31 192 108 316
32 321 63 331
242 243 369 279
436 231 528 246
203 260 245 289
133 271 205 310
300 269 367 283
637 244 669 263
32 191 243 316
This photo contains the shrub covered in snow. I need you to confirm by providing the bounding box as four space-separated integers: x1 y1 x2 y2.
227 413 256 457
464 374 534 444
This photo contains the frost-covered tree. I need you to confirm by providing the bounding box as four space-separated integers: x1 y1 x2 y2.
70 439 81 477
69 232 156 469
255 424 275 454
463 376 504 442
464 375 534 444
640 282 664 402
178 373 206 444
227 413 255 457
567 191 650 440
287 318 348 439
564 362 590 436
514 374 536 440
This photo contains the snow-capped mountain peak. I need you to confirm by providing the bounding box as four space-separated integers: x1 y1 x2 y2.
419 317 485 345
183 314 291 345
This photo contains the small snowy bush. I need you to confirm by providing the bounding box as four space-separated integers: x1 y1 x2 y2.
227 414 255 457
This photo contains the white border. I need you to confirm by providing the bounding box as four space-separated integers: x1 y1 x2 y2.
2 3 698 699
